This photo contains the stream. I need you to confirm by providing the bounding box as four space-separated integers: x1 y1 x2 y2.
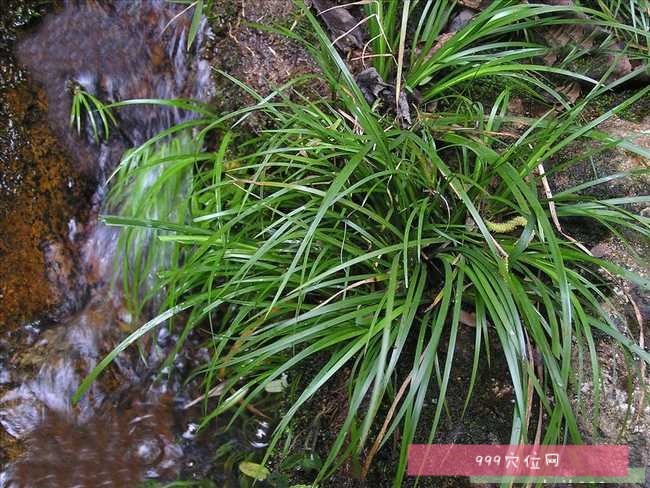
0 2 270 486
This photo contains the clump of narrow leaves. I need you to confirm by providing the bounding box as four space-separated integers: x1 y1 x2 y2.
69 81 117 143
77 1 650 485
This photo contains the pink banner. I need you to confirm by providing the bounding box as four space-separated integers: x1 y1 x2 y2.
408 445 628 477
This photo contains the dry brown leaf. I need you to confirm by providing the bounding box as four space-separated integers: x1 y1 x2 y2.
432 32 455 54
608 49 633 77
311 0 364 50
417 32 454 63
458 0 482 9
543 51 557 66
355 67 412 126
545 24 593 50
557 81 581 104
507 97 526 117
459 310 476 327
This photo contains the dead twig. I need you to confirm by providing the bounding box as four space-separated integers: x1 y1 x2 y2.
538 162 592 255
361 352 425 479
628 294 647 420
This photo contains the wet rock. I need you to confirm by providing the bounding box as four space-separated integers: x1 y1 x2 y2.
549 116 650 208
42 240 88 319
0 301 122 439
1 2 216 482
576 337 650 484
549 115 648 351
448 8 475 32
16 0 213 174
0 0 51 91
0 83 94 331
0 1 294 485
590 236 650 323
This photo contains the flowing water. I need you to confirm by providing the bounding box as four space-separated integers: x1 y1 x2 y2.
0 2 270 486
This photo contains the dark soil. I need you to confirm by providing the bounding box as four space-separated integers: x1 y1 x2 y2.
205 0 325 129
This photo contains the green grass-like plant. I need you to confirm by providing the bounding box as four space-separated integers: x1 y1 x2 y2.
593 0 650 54
69 82 117 143
75 1 650 485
